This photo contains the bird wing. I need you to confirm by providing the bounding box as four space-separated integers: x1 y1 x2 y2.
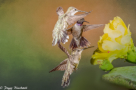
67 11 91 25
83 24 104 32
56 7 64 16
52 17 69 46
49 59 68 73
66 27 73 35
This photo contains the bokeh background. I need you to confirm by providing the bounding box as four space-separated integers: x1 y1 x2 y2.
0 0 136 90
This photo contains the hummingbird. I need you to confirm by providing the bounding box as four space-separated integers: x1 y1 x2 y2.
52 7 91 59
66 18 104 50
49 46 94 87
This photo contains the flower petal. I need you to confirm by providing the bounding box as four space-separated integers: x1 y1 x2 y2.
121 35 131 45
102 40 124 51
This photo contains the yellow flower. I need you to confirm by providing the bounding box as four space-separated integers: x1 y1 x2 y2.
91 16 135 66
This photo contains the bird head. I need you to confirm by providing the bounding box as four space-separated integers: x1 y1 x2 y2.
66 7 87 16
72 46 94 55
77 18 89 25
72 48 84 56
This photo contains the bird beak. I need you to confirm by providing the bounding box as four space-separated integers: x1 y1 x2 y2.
77 10 87 13
83 21 89 23
83 46 94 50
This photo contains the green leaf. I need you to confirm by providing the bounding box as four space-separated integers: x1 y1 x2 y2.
134 47 136 52
103 66 136 89
99 60 113 71
127 51 136 63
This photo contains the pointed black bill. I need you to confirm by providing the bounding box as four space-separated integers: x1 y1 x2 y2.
83 21 89 23
83 46 94 50
77 10 87 13
77 10 92 13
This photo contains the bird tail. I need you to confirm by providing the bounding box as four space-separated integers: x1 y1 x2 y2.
69 38 78 50
52 31 69 46
80 36 91 47
69 37 90 50
61 74 70 88
61 60 73 88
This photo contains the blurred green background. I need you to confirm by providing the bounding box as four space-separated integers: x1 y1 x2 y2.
0 0 136 90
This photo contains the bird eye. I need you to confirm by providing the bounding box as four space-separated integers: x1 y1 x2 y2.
75 9 76 11
77 50 80 52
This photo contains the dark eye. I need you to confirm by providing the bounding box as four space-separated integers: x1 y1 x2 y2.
77 50 80 52
75 9 76 11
